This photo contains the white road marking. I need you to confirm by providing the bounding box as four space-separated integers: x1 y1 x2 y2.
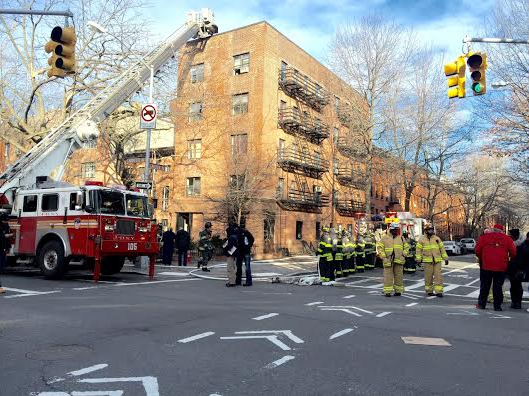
253 313 279 321
157 272 190 276
405 302 419 307
72 392 124 395
321 308 362 317
447 311 478 316
343 294 356 299
220 335 291 351
443 264 478 276
349 306 374 314
367 290 380 294
465 289 481 298
5 290 61 298
401 294 418 300
329 328 356 340
345 278 372 285
305 301 323 306
178 332 215 343
427 296 437 299
235 330 304 344
406 281 425 290
401 336 451 346
264 355 295 368
78 376 159 396
73 286 99 291
69 364 109 377
366 283 384 289
490 315 511 319
465 278 481 287
376 312 391 318
442 284 462 292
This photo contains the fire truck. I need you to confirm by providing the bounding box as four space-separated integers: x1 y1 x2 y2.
0 9 218 281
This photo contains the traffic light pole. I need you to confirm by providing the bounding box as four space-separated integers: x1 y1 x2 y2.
143 65 154 184
0 9 73 25
463 36 529 45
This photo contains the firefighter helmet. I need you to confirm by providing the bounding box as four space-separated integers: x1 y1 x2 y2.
205 221 212 228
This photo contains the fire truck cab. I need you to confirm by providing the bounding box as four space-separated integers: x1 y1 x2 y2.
6 180 159 279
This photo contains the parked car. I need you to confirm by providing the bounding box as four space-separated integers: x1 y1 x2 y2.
443 241 462 256
459 238 476 253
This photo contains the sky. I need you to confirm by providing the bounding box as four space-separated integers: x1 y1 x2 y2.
145 0 497 65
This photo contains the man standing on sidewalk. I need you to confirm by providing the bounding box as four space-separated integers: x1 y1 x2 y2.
175 227 190 266
224 224 239 287
415 224 449 297
475 224 516 311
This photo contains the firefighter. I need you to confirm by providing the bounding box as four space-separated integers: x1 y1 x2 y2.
415 224 448 297
402 231 417 275
329 226 337 281
198 222 214 272
377 223 409 297
317 226 333 283
342 230 354 276
374 224 385 268
355 223 367 273
334 230 344 278
364 225 376 270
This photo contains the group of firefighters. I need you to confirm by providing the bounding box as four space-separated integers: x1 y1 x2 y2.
317 221 448 297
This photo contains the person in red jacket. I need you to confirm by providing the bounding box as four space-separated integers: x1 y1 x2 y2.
475 224 517 311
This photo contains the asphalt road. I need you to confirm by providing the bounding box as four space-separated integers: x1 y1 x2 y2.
1 256 529 396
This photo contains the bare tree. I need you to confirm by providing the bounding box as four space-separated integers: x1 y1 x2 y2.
328 15 414 213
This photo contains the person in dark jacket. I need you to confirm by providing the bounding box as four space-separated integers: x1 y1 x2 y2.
475 224 516 311
508 231 529 309
162 228 176 265
236 226 254 286
224 224 239 287
175 228 190 266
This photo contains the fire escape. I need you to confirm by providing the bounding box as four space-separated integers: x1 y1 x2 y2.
277 66 330 213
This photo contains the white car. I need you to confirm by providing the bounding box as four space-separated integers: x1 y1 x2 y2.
459 238 476 253
443 241 461 256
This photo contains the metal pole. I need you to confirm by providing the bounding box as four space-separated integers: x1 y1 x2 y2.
463 36 529 45
0 9 73 17
143 65 154 183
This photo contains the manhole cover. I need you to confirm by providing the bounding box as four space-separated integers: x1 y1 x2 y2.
26 345 93 361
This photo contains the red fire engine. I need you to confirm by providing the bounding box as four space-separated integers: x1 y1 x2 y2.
0 9 218 281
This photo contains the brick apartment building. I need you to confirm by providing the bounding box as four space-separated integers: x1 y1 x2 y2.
169 21 375 257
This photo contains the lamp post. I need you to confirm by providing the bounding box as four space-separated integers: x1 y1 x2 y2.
88 21 155 185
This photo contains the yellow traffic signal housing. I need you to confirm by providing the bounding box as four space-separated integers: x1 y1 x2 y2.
467 52 487 95
444 56 466 99
44 26 76 78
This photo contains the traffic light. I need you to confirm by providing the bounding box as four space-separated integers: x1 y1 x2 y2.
467 52 487 96
444 56 466 99
45 26 76 78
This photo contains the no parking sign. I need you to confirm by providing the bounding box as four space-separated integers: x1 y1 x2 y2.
140 103 157 129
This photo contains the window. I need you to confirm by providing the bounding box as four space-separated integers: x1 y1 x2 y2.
23 195 37 212
334 96 340 113
333 127 339 144
69 192 82 211
296 221 303 240
188 139 202 159
186 177 201 197
289 180 296 199
315 222 321 240
230 133 248 157
230 174 245 190
280 61 287 81
189 102 203 121
126 194 149 217
233 53 250 75
161 219 169 228
190 63 204 83
42 194 59 211
84 139 97 149
232 93 248 115
82 162 95 178
4 143 10 157
277 178 284 197
279 100 286 121
162 186 170 211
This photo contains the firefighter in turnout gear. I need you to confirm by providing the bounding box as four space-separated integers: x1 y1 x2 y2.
342 230 355 275
198 222 214 272
355 223 367 272
317 226 333 282
377 223 409 297
334 230 345 278
364 226 376 270
415 224 448 297
402 231 417 274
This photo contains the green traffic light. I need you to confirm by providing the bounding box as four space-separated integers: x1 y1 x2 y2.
472 83 483 93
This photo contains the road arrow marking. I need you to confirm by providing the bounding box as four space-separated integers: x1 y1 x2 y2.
220 335 291 351
178 332 215 343
253 313 279 321
329 327 357 340
264 355 295 368
234 330 304 344
321 308 362 317
78 377 159 396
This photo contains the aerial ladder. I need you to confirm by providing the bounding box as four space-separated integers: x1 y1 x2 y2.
0 9 217 205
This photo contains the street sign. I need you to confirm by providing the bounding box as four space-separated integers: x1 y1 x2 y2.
384 217 399 224
140 103 157 129
135 181 152 190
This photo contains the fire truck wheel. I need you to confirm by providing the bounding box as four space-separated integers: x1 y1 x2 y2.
101 257 125 275
38 240 68 279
